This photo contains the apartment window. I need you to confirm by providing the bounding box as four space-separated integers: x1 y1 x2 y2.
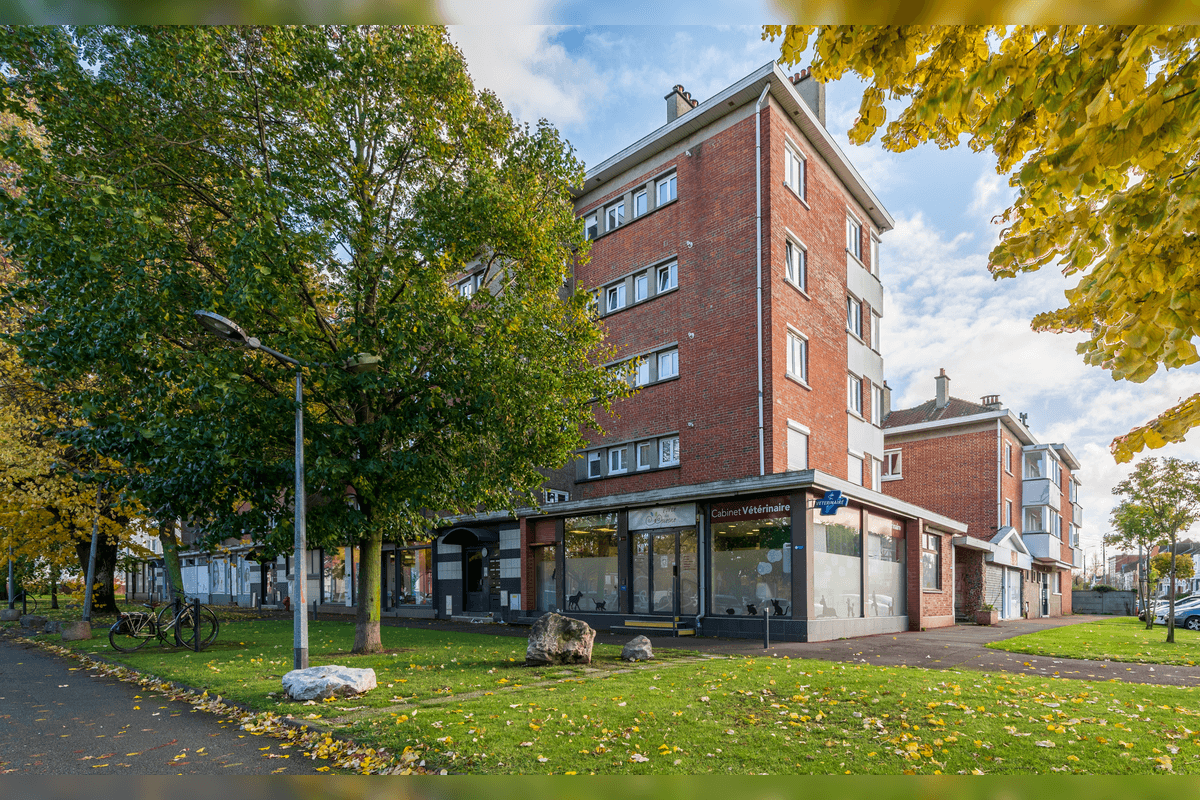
587 451 602 479
1005 499 1013 527
921 533 942 590
659 436 680 467
606 283 626 313
868 385 882 426
870 234 880 276
657 174 677 205
847 373 863 416
847 295 863 338
1023 451 1043 479
1049 509 1062 538
634 273 648 302
847 215 863 260
848 453 864 486
636 441 654 470
657 261 678 292
1049 456 1062 486
459 279 475 298
634 189 647 217
787 330 808 383
585 214 598 240
1005 442 1013 474
1069 480 1078 503
1023 506 1043 532
606 200 625 231
870 457 882 491
609 446 627 475
870 311 881 351
784 145 806 199
634 359 651 387
882 449 901 480
785 239 807 291
786 422 808 471
1053 572 1061 594
658 349 679 380
544 489 570 504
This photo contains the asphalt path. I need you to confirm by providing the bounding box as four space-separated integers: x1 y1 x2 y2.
0 632 326 775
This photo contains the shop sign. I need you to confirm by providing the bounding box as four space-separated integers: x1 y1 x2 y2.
629 503 696 530
814 490 849 515
709 496 791 524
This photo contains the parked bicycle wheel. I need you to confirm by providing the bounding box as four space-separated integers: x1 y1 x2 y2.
108 612 154 652
156 604 183 647
173 605 219 651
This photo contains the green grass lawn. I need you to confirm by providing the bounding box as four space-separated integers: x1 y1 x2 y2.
987 617 1200 666
42 617 1200 775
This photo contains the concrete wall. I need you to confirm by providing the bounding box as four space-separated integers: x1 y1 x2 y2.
1071 590 1136 615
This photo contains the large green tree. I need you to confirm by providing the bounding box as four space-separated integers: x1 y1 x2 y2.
1106 501 1164 629
1112 458 1200 643
767 26 1200 462
0 26 625 652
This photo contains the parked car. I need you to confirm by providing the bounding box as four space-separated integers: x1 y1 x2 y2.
1153 596 1200 627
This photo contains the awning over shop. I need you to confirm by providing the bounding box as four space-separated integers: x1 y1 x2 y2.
440 526 501 547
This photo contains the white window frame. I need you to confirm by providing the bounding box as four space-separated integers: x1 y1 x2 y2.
633 189 647 217
847 214 863 260
636 441 654 471
656 174 677 205
659 436 680 467
871 457 882 491
869 233 880 277
608 446 627 475
584 213 598 240
606 200 625 231
658 349 679 380
786 420 809 471
1005 442 1013 474
657 261 678 293
870 310 881 352
544 489 570 504
848 373 863 416
634 273 648 302
786 329 808 384
634 359 651 387
785 238 807 291
921 533 942 591
587 450 602 479
784 144 806 200
1053 572 1061 595
1005 499 1013 527
1023 506 1044 533
882 449 901 480
606 283 626 313
847 452 864 486
847 295 863 338
871 384 883 426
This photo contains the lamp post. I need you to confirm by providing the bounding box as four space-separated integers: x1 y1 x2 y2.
195 310 310 670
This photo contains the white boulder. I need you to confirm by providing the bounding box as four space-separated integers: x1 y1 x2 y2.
282 665 377 701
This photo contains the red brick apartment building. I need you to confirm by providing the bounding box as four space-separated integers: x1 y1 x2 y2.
426 63 966 642
881 370 1084 621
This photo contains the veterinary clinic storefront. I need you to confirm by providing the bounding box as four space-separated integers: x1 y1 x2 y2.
503 471 963 642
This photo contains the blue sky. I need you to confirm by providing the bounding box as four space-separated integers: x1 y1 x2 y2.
445 22 1200 566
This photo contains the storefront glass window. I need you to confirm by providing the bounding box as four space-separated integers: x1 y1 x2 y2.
323 549 347 604
533 546 557 612
812 504 862 618
398 547 432 605
866 514 905 617
564 514 619 612
710 497 792 616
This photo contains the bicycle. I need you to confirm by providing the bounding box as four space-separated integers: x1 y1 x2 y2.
109 593 219 652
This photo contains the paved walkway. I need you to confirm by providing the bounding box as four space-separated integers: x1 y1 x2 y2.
383 613 1200 687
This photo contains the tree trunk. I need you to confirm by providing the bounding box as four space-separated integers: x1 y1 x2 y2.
75 537 120 614
351 527 383 654
1167 540 1177 644
158 518 185 602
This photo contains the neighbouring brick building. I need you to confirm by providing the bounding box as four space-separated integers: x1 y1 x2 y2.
427 62 964 641
881 370 1084 621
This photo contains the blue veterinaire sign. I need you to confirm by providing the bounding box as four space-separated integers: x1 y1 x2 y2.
814 489 849 515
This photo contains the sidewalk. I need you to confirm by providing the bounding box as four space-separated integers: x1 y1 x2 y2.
383 613 1200 687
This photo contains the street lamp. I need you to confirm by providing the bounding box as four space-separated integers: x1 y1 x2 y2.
195 310 309 670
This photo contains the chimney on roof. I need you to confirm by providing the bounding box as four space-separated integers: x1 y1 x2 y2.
666 84 698 124
789 66 826 127
935 368 950 409
882 380 892 418
982 394 1002 410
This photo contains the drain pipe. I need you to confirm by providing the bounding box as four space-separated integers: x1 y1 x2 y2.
755 81 770 477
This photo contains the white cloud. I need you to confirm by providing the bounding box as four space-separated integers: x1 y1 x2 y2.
968 168 1008 219
447 25 605 127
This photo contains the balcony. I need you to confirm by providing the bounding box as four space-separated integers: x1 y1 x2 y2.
1023 532 1064 561
1072 547 1084 568
1022 479 1062 510
1071 502 1082 526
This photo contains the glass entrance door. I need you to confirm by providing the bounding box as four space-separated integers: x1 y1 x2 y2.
464 547 487 612
632 528 698 616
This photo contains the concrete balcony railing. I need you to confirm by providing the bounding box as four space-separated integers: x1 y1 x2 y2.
1023 479 1062 510
1023 532 1064 561
1072 546 1085 568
